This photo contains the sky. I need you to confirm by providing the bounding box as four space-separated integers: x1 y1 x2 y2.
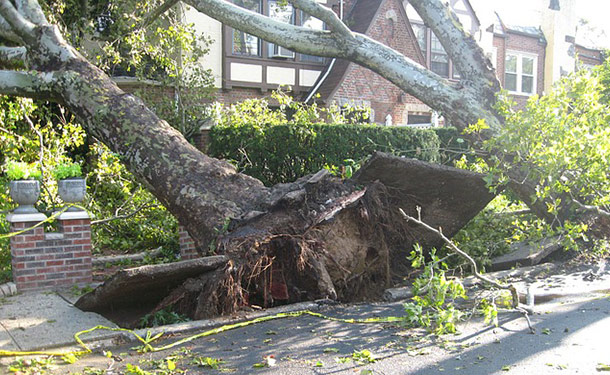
469 0 610 48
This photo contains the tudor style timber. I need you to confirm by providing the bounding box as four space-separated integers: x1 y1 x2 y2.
221 0 327 93
152 0 605 124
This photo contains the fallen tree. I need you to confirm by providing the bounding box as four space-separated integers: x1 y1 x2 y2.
0 0 607 320
77 153 494 323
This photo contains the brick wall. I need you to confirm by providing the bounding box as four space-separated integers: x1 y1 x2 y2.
332 0 426 124
9 213 92 292
178 225 200 260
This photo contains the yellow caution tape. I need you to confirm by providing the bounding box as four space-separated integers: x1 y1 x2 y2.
0 310 406 358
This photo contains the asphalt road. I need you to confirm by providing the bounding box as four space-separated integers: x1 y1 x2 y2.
38 291 610 375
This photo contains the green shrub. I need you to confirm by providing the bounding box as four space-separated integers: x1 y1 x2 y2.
53 162 82 180
209 123 455 185
3 160 42 180
434 127 470 164
87 143 179 254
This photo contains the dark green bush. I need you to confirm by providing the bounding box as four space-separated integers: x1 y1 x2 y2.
209 123 464 185
434 127 470 164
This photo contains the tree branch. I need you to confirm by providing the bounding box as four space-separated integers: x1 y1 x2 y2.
0 46 26 67
400 206 536 332
0 70 56 99
572 199 610 218
408 0 499 92
288 0 352 37
0 15 24 43
399 207 520 308
184 0 500 131
91 201 157 225
183 0 345 56
139 0 180 31
0 0 37 44
14 0 48 25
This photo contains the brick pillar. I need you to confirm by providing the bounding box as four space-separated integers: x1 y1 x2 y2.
57 211 93 286
8 213 47 291
7 211 92 292
178 225 199 260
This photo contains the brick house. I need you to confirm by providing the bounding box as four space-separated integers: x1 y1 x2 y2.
115 0 605 126
174 0 481 126
306 0 430 125
488 15 547 109
482 0 605 109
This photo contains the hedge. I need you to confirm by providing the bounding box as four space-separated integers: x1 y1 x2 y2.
209 123 466 186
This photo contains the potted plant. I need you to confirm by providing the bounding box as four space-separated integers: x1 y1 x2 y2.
4 160 42 214
53 162 86 211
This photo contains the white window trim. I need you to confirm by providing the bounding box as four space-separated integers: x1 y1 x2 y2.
505 50 537 96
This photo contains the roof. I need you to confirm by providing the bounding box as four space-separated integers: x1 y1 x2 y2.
492 12 545 41
505 24 545 39
306 0 425 103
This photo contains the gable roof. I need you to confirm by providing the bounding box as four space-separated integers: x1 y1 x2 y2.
491 12 546 41
306 0 426 103
450 0 481 32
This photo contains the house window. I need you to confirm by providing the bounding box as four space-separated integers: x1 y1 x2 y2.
229 0 327 64
412 22 456 79
232 0 261 56
505 52 536 95
430 33 449 77
299 11 325 62
268 0 296 58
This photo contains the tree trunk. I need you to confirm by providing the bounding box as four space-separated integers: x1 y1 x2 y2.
77 153 495 322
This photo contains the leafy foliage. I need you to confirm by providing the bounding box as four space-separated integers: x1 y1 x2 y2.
138 307 189 328
209 92 463 185
403 245 467 335
86 143 179 254
450 195 548 271
3 160 42 180
485 65 610 224
52 161 82 180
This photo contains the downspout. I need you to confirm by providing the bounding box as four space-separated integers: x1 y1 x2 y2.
304 0 344 104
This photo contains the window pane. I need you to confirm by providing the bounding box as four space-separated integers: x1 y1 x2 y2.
300 12 324 62
521 75 534 93
522 57 534 75
430 33 444 53
233 32 259 55
268 0 295 58
505 72 517 91
430 33 448 77
505 54 517 73
232 0 260 56
431 53 449 77
412 23 427 53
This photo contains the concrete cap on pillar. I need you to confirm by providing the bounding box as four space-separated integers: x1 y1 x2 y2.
5 213 47 223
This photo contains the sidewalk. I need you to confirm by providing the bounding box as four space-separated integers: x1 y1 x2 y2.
0 290 120 352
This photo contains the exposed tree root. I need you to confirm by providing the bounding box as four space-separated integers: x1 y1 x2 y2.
78 154 496 325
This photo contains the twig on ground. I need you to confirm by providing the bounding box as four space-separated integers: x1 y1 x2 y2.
399 206 535 333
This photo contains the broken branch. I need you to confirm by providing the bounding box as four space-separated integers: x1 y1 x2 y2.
399 206 519 308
